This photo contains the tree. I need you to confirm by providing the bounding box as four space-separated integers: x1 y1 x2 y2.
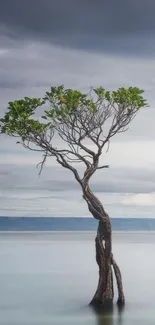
0 85 147 309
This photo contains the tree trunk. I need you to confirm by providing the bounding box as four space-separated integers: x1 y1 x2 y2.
111 255 125 307
82 184 125 309
89 219 114 309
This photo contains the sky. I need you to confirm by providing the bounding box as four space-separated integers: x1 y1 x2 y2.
0 0 155 217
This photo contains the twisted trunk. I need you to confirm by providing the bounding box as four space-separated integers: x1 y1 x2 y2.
82 183 125 309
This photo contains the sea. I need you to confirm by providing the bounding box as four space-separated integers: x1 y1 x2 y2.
1 218 155 324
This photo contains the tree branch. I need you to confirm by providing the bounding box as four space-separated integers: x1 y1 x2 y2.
36 152 48 176
97 165 109 170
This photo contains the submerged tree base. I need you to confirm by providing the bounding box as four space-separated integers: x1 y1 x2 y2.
89 298 114 313
89 297 125 312
90 300 125 325
117 298 125 306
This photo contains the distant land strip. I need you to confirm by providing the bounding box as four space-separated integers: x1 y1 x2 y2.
0 217 155 231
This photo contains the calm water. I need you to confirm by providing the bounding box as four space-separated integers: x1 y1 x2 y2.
0 232 155 325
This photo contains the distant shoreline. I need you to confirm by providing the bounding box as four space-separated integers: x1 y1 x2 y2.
1 230 155 233
1 217 155 231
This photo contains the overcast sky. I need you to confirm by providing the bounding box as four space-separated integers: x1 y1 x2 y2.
0 0 155 217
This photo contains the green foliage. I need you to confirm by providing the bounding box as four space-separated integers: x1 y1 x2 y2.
112 87 147 108
0 85 147 142
94 86 147 108
0 97 45 137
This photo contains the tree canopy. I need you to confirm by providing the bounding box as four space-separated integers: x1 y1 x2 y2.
0 85 147 179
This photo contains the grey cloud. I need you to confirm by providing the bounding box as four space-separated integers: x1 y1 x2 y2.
0 40 155 141
91 168 155 194
1 0 155 36
0 163 155 194
0 78 27 90
1 0 155 56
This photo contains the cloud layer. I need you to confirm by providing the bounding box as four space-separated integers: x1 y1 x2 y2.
1 0 155 56
0 1 155 217
122 193 155 206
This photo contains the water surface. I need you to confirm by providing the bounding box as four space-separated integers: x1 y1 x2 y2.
0 231 155 325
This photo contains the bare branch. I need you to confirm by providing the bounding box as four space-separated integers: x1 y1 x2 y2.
54 152 83 186
36 151 48 176
97 165 109 170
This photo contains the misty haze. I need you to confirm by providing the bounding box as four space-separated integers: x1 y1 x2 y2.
1 0 155 324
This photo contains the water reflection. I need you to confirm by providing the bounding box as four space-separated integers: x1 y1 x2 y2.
116 305 125 325
91 305 125 325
